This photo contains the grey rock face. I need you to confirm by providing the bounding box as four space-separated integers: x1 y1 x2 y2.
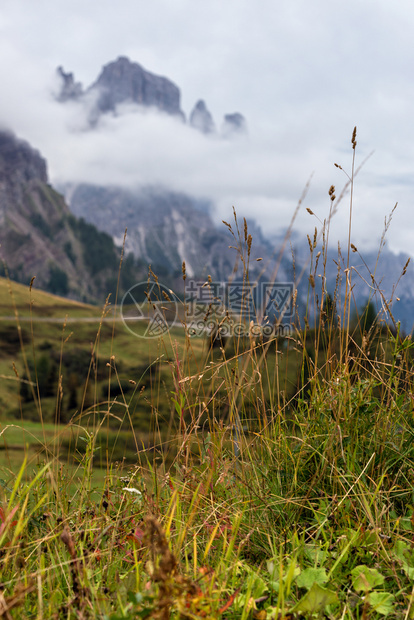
286 230 414 333
189 100 215 134
222 112 247 137
0 130 127 301
0 131 48 216
0 131 75 290
65 184 232 279
62 183 296 287
87 56 184 119
56 67 83 102
55 57 248 140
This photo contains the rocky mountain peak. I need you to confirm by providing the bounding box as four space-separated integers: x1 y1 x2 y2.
86 56 185 119
222 112 247 137
0 131 47 183
55 58 247 137
56 67 83 102
189 99 215 134
0 131 48 213
0 130 135 301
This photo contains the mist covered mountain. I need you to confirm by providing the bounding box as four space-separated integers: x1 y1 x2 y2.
0 129 292 302
63 182 295 284
52 56 258 283
56 56 247 136
54 56 275 283
1 126 413 331
189 100 215 134
0 130 146 301
1 53 413 331
288 232 414 332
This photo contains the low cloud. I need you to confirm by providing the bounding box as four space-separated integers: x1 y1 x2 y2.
33 99 411 256
1 0 414 256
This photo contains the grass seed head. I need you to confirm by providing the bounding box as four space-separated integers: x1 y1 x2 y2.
352 126 357 150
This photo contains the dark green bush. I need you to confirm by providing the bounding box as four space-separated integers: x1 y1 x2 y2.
47 264 68 295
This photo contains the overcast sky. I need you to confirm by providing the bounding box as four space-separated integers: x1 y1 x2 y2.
1 0 414 256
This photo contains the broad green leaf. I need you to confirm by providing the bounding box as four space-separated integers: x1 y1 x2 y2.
251 575 268 599
367 592 395 615
266 560 300 593
393 539 409 561
400 561 414 580
269 581 280 594
296 567 328 590
351 565 384 592
399 517 413 532
292 582 338 614
128 591 144 605
359 530 380 546
392 541 414 578
394 538 414 567
267 560 276 576
303 543 328 566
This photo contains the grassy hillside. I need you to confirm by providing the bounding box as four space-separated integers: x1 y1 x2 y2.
0 276 187 467
0 272 304 473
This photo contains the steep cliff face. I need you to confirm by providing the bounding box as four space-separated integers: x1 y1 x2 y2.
88 56 185 119
287 230 414 332
55 57 247 135
189 100 215 134
0 130 133 301
56 67 83 102
222 113 247 137
63 183 289 284
65 184 238 279
56 56 185 123
0 131 47 221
